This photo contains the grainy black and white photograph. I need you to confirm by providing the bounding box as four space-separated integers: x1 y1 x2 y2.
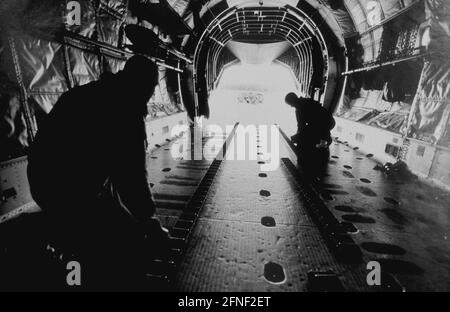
0 0 449 299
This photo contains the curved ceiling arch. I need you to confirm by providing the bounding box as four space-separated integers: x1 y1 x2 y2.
192 3 332 117
181 0 347 48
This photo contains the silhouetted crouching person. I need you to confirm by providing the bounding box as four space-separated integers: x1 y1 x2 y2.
27 56 169 290
285 93 335 180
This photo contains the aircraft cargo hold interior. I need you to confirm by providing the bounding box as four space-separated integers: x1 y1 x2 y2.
0 0 449 292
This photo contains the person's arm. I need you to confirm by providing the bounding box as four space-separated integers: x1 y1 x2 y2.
291 108 304 144
112 116 156 223
297 107 307 133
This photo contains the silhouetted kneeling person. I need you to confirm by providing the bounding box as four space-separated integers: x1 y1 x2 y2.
27 55 169 290
285 93 335 179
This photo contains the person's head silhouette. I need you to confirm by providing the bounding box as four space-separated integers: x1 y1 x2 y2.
285 92 299 107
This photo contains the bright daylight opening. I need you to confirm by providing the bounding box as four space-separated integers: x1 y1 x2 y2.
206 62 299 136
